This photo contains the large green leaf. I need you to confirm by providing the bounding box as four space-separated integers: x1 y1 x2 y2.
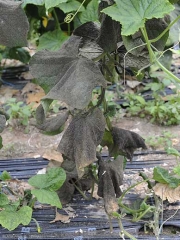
102 0 174 36
45 0 67 10
153 166 180 188
0 1 29 47
8 47 31 64
31 189 62 208
28 167 66 191
58 108 105 177
79 0 98 24
38 29 69 51
58 0 85 13
0 206 32 231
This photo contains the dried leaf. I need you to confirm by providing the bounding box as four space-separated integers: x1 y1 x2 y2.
73 21 100 40
0 0 29 47
0 114 6 133
153 183 180 203
43 149 64 163
58 108 105 177
109 127 147 160
50 212 70 223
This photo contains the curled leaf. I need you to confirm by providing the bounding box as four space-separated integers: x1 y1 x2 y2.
58 108 105 177
36 104 69 135
0 0 29 47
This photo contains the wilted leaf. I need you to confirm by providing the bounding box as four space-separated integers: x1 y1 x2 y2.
30 52 107 109
106 127 147 160
73 22 100 40
58 108 105 177
0 1 29 47
153 183 180 203
38 29 69 51
28 167 66 191
153 166 180 188
102 0 174 36
31 189 62 208
97 155 123 214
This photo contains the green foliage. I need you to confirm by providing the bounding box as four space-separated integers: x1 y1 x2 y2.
37 29 68 51
4 98 34 127
79 0 98 23
28 167 66 208
102 0 174 36
0 171 11 181
153 166 180 188
0 206 32 231
145 131 175 149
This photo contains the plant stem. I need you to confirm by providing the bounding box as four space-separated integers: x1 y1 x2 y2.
118 218 137 240
141 26 180 83
32 218 41 233
52 9 60 30
150 15 180 43
70 180 90 200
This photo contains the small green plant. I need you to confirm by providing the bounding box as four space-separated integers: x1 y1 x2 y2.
0 167 66 231
145 131 176 149
4 98 35 128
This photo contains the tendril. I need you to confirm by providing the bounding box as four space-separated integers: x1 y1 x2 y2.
64 0 87 23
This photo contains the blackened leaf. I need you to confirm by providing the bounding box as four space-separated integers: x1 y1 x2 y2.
0 136 2 149
79 39 103 60
30 53 107 109
97 155 123 214
36 104 69 135
73 22 100 40
109 127 147 160
0 1 29 47
58 108 106 177
97 0 121 53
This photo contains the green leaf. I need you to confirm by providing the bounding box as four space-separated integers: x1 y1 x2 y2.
165 147 180 157
22 0 45 8
0 171 11 181
135 96 146 105
28 167 66 191
101 129 114 147
102 0 174 36
0 193 9 206
153 167 180 188
31 189 62 208
38 29 69 51
79 0 98 24
45 0 67 10
0 206 32 231
18 206 33 225
8 47 31 64
58 0 85 13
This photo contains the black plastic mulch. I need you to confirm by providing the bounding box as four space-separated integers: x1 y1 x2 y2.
0 152 180 239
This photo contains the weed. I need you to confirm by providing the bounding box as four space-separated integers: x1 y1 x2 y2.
4 98 34 128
